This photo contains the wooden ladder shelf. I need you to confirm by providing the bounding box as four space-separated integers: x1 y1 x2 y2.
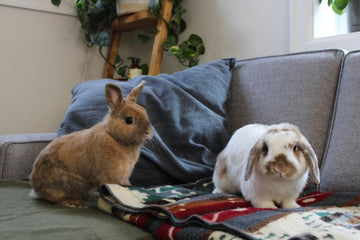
103 0 173 79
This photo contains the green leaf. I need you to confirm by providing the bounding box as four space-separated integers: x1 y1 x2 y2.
178 4 186 15
327 0 333 6
198 45 205 55
171 12 182 25
88 6 107 23
188 34 203 47
77 9 86 26
75 0 86 10
332 4 346 14
332 0 349 14
179 19 186 33
169 18 186 36
137 34 150 43
90 31 110 47
51 0 61 6
189 59 199 67
84 33 91 43
182 46 196 60
114 54 123 65
168 46 180 55
116 65 128 78
161 36 178 49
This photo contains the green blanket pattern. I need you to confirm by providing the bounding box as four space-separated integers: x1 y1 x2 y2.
98 178 360 240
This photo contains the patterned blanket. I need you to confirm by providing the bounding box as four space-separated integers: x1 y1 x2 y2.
97 178 360 240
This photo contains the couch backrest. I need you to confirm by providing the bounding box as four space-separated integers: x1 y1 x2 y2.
320 50 360 192
0 133 56 180
227 49 345 168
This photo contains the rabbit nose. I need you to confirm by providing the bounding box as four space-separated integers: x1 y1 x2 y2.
265 154 297 178
145 130 152 138
144 127 153 139
274 154 296 177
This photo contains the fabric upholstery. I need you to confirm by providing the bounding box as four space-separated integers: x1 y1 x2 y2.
0 133 56 180
0 180 153 240
228 50 344 167
320 50 360 192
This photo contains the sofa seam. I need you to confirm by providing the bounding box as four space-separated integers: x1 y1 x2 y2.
0 142 12 178
235 49 346 64
318 50 360 188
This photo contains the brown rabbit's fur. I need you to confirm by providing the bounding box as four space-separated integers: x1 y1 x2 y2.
30 81 152 207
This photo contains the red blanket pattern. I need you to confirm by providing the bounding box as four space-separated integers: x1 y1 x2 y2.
98 178 360 240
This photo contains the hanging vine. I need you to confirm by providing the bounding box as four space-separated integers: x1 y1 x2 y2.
51 0 205 77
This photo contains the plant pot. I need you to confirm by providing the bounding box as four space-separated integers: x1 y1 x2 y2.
116 0 150 16
348 0 360 32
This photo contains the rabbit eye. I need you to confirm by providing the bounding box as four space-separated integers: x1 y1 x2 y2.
262 144 268 153
293 145 298 152
125 117 133 124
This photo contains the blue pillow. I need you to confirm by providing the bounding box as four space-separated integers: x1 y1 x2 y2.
58 59 235 186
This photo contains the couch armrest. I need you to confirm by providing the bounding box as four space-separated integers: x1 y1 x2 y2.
0 133 57 180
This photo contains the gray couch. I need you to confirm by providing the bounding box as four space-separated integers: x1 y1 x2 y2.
1 49 359 239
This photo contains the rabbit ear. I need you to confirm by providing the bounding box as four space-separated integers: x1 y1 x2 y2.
126 81 146 102
105 83 124 111
299 138 320 184
245 139 264 181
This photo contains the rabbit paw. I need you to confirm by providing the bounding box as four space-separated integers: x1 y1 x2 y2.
212 188 224 194
252 200 278 209
282 199 300 209
87 192 100 200
59 199 87 208
120 179 131 187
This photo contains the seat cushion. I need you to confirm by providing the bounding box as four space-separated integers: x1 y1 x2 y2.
0 180 152 240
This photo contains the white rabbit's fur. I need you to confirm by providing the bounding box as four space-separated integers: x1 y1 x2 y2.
212 123 320 209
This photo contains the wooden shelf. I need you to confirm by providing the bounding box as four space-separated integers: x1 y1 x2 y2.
103 0 173 79
111 10 157 31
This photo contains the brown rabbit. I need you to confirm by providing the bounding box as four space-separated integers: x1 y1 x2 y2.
30 81 152 207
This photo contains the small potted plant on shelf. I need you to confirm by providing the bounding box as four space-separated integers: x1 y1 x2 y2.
51 0 205 79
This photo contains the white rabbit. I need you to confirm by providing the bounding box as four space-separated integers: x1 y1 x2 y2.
212 123 320 209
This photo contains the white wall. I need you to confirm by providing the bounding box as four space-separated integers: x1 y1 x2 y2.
0 0 290 135
0 5 105 135
180 0 290 63
120 0 290 74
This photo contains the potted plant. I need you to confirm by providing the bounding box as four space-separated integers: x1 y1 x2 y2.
321 0 350 14
51 0 205 78
320 0 360 32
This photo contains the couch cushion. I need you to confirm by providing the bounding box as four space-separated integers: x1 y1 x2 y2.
320 50 360 192
57 59 235 186
0 133 56 180
228 50 344 168
0 180 152 240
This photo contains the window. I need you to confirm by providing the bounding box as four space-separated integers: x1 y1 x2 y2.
290 0 360 52
313 0 349 38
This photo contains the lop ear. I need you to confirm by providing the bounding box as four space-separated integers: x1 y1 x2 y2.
126 80 146 102
299 137 320 184
245 139 264 181
105 83 124 111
